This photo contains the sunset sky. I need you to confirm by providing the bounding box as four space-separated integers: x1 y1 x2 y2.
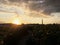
0 0 60 24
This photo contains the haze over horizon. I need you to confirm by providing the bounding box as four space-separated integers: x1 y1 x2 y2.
0 0 60 24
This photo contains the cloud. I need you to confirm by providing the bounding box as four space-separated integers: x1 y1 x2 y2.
45 0 60 12
0 0 60 17
0 0 9 4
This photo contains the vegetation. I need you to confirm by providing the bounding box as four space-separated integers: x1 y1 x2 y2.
0 23 60 45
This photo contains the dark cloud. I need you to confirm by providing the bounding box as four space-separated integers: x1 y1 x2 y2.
8 0 29 3
0 0 7 4
28 3 45 11
8 0 21 3
45 0 60 6
0 0 60 15
44 0 60 14
28 0 60 14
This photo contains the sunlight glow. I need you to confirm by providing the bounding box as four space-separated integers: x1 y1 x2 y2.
12 18 22 25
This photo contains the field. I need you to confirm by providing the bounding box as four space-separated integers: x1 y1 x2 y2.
0 23 60 45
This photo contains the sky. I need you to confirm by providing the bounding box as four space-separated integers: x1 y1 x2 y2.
0 0 60 24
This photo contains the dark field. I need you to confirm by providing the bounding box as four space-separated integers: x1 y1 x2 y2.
0 23 60 45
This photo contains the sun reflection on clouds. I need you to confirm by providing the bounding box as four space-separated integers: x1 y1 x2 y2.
0 3 50 17
0 3 59 24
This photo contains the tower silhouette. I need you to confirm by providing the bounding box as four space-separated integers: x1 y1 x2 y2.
42 19 43 24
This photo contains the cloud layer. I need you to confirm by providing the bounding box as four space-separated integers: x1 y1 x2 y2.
0 0 60 16
0 0 60 24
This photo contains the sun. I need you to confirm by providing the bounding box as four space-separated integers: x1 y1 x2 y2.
12 18 21 25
